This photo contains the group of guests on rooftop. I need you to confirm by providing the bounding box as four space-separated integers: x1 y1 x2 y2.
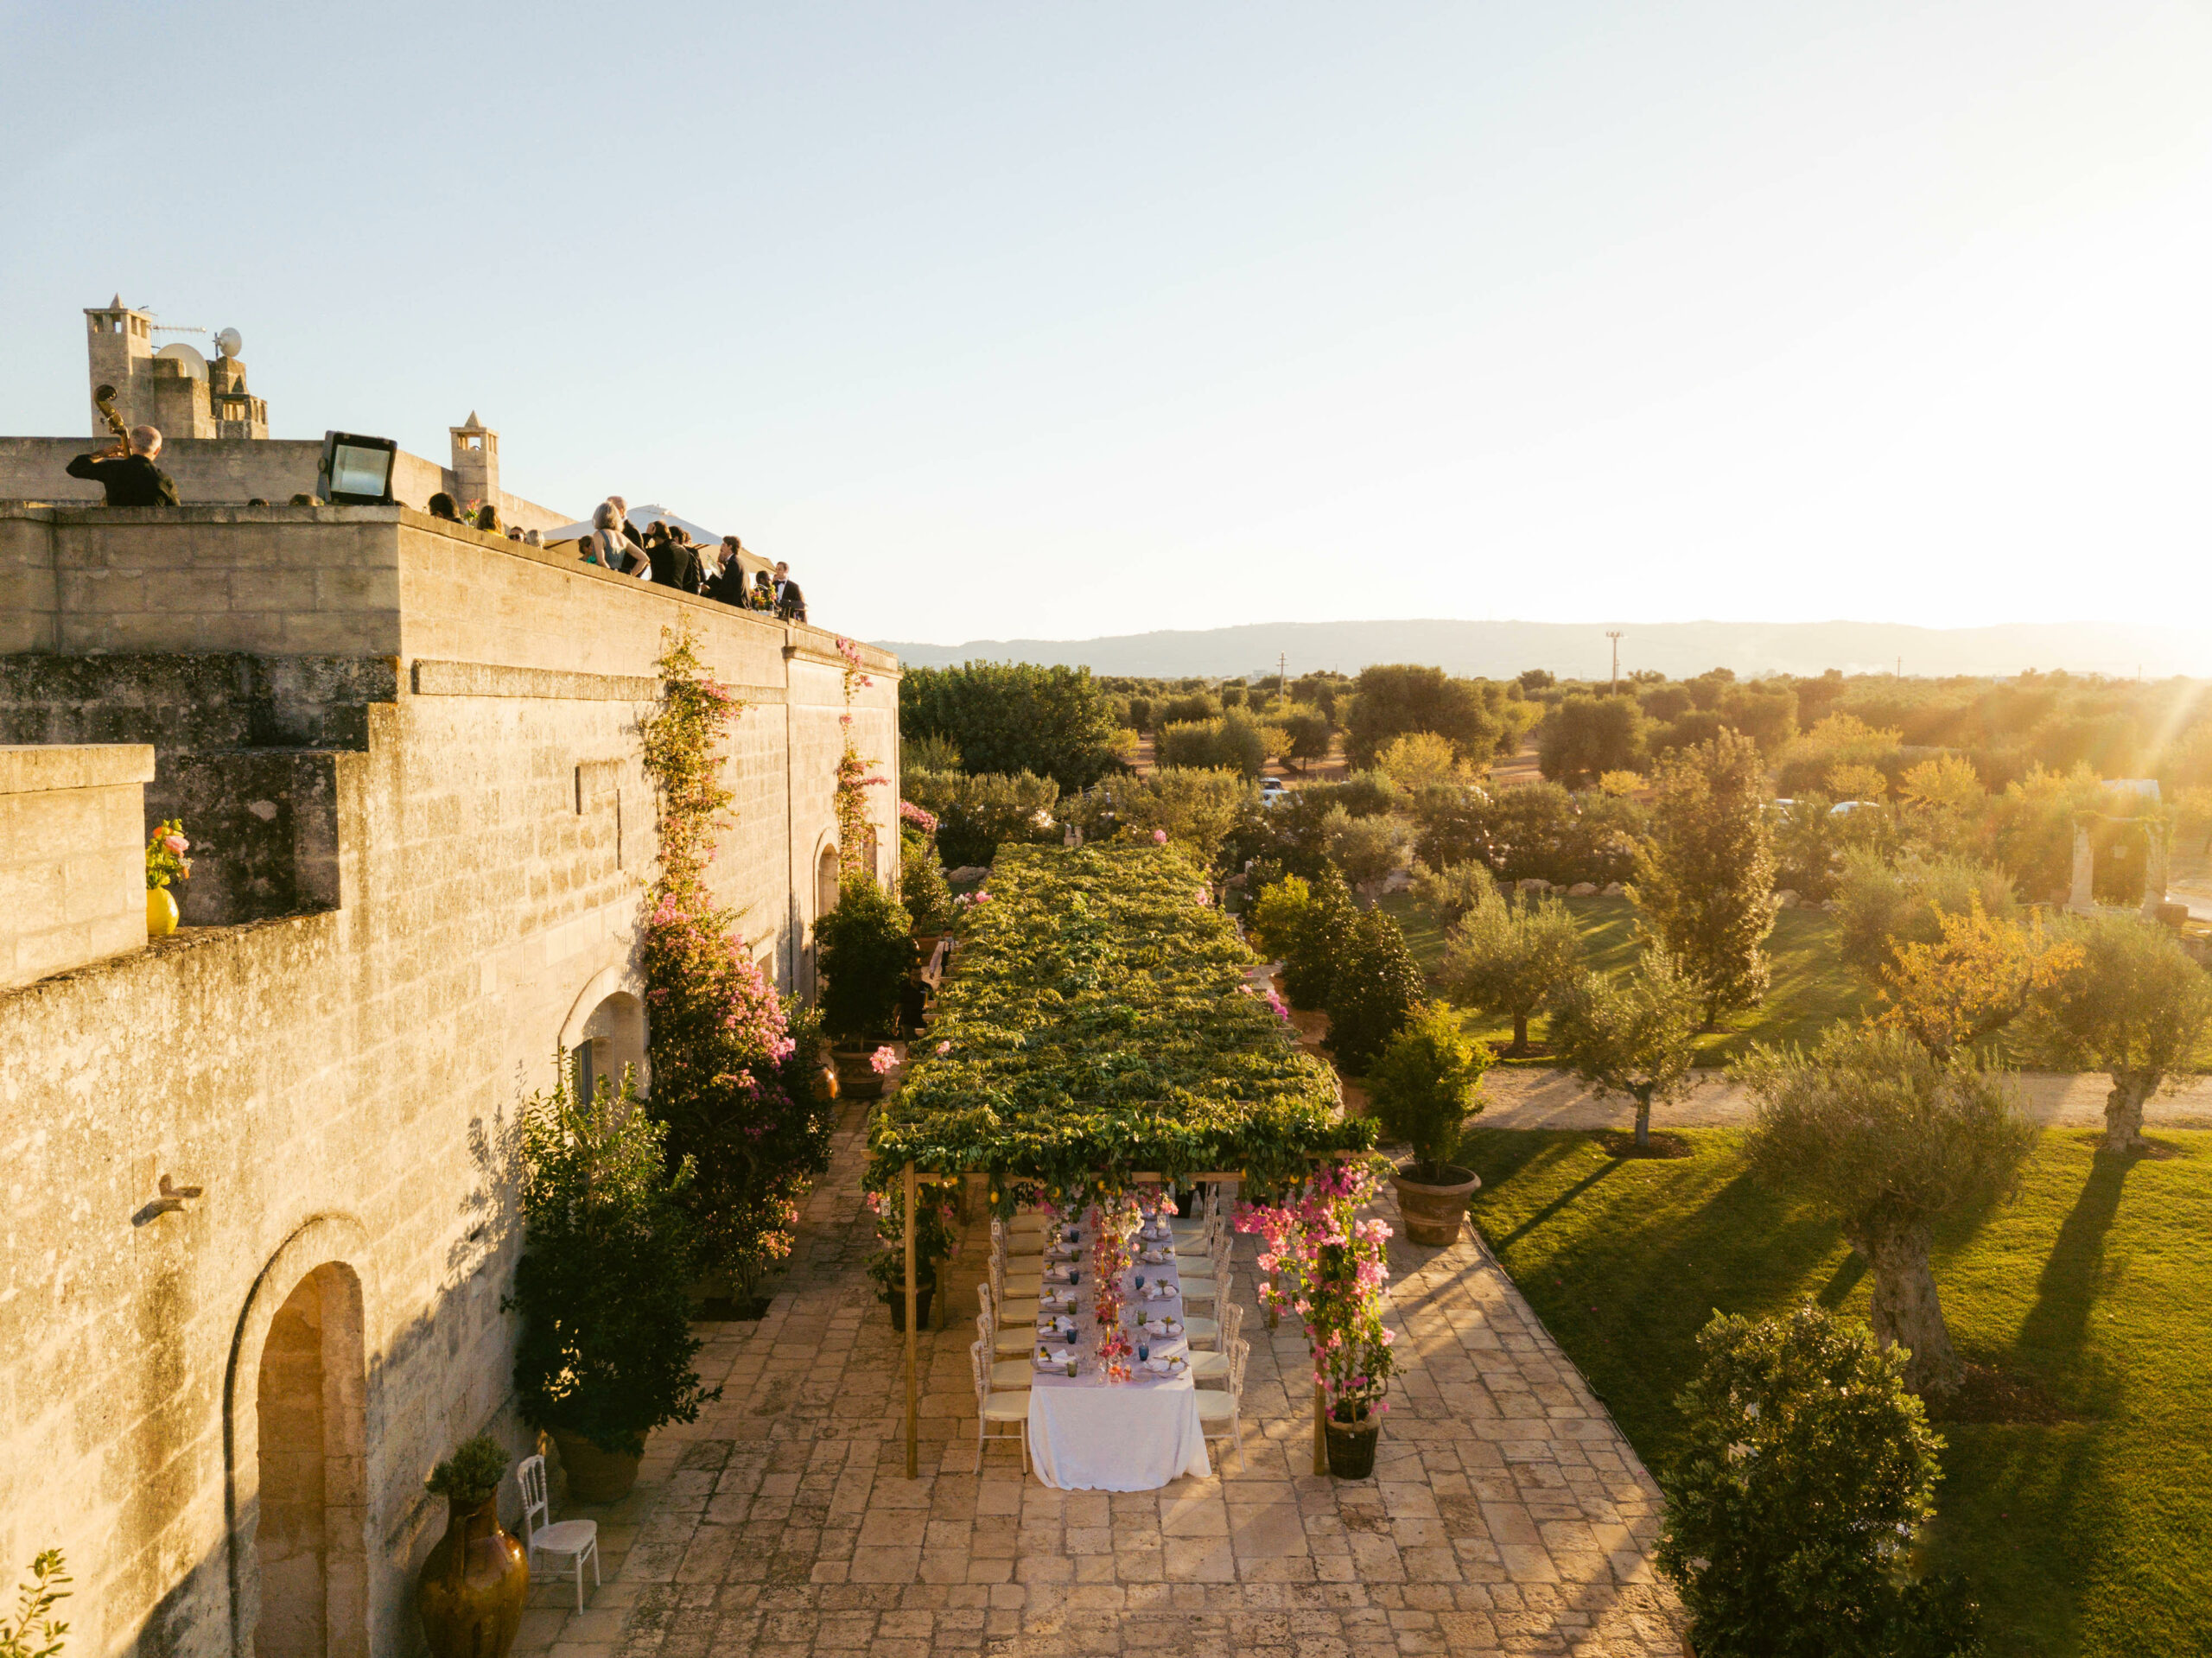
424 492 804 620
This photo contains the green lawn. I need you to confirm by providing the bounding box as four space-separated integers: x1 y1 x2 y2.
1379 891 1871 1065
1459 1125 2212 1658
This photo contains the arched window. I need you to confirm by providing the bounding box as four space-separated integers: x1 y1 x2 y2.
568 991 646 1102
817 843 841 918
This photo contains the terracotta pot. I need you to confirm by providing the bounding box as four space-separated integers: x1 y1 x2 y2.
416 1496 528 1658
832 1045 886 1101
1391 1162 1480 1247
1325 1415 1381 1479
883 1282 935 1331
550 1427 643 1503
147 886 179 937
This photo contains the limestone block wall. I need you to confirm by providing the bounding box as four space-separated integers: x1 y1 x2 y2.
0 509 899 1658
0 744 156 988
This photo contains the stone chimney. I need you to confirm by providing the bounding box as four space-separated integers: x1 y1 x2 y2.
84 295 153 435
449 412 499 515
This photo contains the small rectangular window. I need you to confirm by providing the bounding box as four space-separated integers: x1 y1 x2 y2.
569 1041 595 1105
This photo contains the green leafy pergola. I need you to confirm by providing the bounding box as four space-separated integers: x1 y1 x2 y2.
867 844 1374 1474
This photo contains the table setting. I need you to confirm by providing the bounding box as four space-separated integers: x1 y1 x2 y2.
1021 1191 1213 1490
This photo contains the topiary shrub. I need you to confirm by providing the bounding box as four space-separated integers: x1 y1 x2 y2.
1658 1305 1982 1658
1365 1002 1489 1178
1323 907 1425 1075
816 874 915 1044
425 1435 508 1513
1248 874 1314 963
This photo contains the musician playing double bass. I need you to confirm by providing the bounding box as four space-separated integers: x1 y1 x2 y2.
67 422 180 507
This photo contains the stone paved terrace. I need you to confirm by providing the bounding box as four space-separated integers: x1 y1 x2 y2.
512 1101 1687 1658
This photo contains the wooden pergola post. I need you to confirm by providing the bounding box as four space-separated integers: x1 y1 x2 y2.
903 1159 918 1479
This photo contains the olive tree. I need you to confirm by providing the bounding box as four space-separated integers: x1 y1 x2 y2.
1546 950 1702 1148
1735 1025 2034 1396
1632 728 1777 1024
2026 910 2212 1153
1440 886 1586 1055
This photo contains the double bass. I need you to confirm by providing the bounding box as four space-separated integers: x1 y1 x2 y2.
93 384 130 453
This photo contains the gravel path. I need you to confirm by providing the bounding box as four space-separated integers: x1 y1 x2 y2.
1475 1066 2212 1131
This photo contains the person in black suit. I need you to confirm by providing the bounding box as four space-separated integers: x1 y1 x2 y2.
705 537 752 605
67 424 179 506
648 530 705 594
773 561 807 623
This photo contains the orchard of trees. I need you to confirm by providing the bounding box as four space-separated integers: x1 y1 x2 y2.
895 651 2212 1655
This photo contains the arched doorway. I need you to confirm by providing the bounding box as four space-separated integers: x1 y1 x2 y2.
254 1263 368 1658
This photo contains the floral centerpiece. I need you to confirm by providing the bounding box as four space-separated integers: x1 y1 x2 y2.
1238 1158 1397 1477
1090 1194 1141 1382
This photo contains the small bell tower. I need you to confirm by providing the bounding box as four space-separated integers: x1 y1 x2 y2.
449 411 499 514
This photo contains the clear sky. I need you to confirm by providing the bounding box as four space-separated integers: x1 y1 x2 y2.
5 2 2209 646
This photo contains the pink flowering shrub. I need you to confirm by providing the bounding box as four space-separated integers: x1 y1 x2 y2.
899 799 938 835
1237 1158 1397 1425
642 622 832 1286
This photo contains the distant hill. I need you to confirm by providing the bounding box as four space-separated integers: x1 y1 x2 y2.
874 619 2212 681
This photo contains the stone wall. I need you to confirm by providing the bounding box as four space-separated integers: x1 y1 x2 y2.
0 439 569 533
0 507 901 1658
0 743 155 988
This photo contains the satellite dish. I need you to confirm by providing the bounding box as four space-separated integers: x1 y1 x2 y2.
155 342 208 378
215 327 243 359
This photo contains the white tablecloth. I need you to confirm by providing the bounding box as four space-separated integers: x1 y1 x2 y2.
1024 1213 1212 1490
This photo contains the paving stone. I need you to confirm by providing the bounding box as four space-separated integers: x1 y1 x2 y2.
508 1100 1686 1656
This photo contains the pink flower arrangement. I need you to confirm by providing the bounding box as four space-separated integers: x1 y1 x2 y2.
1236 1158 1397 1425
935 1039 951 1055
1152 829 1169 846
868 1045 899 1075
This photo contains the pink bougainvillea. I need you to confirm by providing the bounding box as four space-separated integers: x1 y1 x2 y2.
641 621 832 1284
1236 1159 1397 1424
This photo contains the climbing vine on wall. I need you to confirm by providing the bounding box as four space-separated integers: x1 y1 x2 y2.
834 637 889 881
639 620 835 1288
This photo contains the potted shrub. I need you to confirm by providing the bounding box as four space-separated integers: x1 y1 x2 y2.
416 1435 527 1658
864 1186 958 1329
900 816 957 958
1367 1003 1489 1246
506 1065 718 1503
817 873 914 1098
1239 1159 1398 1480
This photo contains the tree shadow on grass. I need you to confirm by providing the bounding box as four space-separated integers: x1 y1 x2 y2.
2012 1152 2129 1386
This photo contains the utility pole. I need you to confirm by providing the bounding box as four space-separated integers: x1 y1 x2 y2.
1606 632 1623 695
1278 651 1287 700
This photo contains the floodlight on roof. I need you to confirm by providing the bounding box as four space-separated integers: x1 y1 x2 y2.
318 430 397 505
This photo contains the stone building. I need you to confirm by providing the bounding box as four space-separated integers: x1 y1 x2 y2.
0 299 566 533
0 498 901 1658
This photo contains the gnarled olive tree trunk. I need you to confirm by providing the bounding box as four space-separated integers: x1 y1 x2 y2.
2103 1068 2159 1154
1847 1223 1963 1397
1632 1085 1653 1149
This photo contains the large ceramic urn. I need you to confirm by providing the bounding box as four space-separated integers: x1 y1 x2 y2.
417 1496 528 1658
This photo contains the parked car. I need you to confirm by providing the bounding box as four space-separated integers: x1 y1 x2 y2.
1260 778 1288 807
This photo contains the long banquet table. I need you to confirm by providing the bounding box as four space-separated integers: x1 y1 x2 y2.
1023 1208 1212 1491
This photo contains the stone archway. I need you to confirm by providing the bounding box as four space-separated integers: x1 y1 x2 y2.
817 842 841 918
225 1217 374 1658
